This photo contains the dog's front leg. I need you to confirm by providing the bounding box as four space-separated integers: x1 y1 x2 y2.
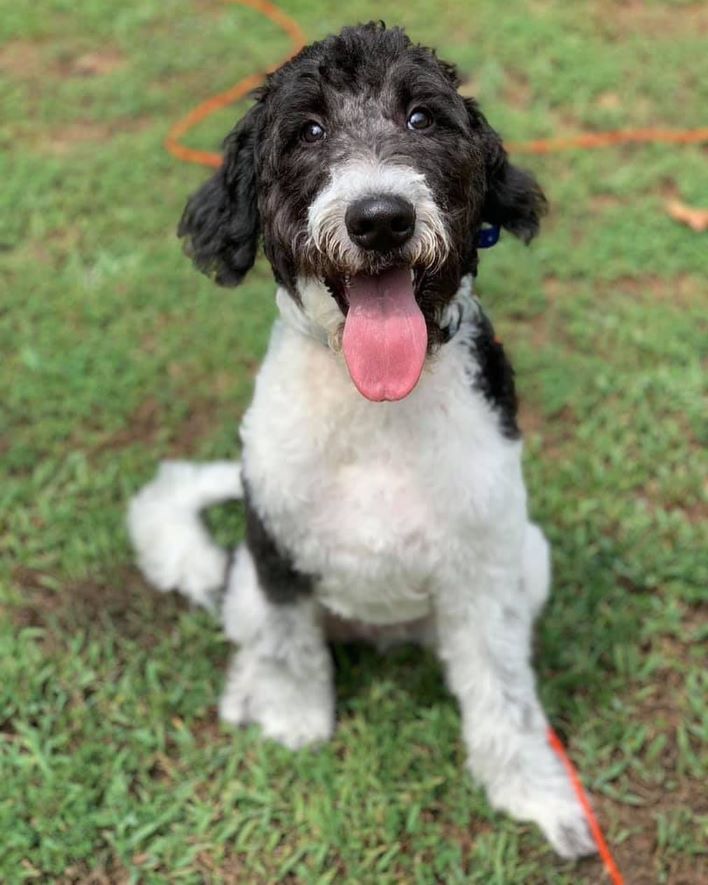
435 555 596 860
219 544 334 750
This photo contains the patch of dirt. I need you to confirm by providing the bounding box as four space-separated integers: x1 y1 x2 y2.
508 298 578 357
24 225 83 265
59 859 130 885
541 276 566 303
593 0 708 40
193 849 248 880
0 41 127 80
92 397 164 453
517 400 545 436
70 50 125 77
184 707 226 750
522 401 577 458
168 401 228 455
459 70 532 110
588 193 625 212
594 91 622 112
525 310 554 350
38 116 151 155
9 564 188 649
635 477 708 525
674 498 708 524
657 602 708 663
543 273 704 310
0 40 49 79
502 70 533 111
91 394 226 458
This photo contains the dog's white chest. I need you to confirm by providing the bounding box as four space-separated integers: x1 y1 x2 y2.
240 318 522 624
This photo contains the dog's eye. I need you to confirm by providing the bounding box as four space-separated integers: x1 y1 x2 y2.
302 121 326 143
407 108 433 131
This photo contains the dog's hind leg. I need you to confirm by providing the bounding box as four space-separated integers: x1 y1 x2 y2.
127 460 242 610
219 544 335 749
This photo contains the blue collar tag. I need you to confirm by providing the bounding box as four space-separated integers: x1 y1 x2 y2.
477 225 501 248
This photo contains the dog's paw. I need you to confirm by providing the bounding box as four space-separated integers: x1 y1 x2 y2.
219 656 334 750
547 813 597 860
256 703 334 750
485 758 598 860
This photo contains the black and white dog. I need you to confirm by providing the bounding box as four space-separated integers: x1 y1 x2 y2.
129 23 595 859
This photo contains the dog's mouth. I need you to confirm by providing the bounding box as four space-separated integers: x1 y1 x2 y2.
326 267 427 403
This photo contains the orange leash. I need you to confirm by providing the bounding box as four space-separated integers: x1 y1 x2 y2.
509 127 708 155
163 0 708 166
164 0 306 167
165 4 708 879
548 727 624 884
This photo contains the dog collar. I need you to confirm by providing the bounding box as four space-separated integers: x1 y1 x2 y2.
477 225 501 249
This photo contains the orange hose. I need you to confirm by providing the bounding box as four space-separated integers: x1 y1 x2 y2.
508 127 708 155
164 0 306 167
164 0 707 167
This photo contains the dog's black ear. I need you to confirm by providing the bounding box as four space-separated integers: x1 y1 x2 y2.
178 103 262 286
465 99 547 243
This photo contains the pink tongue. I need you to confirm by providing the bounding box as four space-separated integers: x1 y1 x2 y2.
342 267 428 402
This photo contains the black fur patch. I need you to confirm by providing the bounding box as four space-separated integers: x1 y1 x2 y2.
177 105 262 286
243 480 314 604
470 309 520 440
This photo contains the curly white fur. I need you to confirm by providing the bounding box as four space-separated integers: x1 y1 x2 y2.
127 460 242 610
307 160 450 274
129 281 595 859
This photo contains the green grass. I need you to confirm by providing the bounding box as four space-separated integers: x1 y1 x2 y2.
1 0 706 881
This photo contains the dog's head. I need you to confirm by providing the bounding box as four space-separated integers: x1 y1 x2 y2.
179 22 546 401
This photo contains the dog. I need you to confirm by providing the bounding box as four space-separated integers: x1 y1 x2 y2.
128 23 596 860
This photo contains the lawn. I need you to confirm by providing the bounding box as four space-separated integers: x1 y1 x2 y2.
1 0 706 881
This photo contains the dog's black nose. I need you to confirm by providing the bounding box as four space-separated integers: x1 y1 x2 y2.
345 195 416 252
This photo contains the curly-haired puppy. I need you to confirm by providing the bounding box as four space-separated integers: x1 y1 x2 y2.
129 23 596 859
